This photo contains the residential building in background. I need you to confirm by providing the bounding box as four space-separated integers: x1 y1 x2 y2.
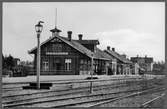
104 46 137 75
131 55 153 72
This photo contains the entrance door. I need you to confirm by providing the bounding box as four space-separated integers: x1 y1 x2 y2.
79 59 89 75
54 58 61 70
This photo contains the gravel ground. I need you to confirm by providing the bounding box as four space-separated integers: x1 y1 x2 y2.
5 83 155 107
98 90 164 107
145 95 165 108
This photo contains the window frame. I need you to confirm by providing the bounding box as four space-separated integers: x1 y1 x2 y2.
65 59 72 71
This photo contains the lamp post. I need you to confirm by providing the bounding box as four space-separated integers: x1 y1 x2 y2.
35 21 44 89
90 52 94 94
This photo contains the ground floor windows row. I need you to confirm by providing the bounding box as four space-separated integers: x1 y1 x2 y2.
41 58 106 75
79 59 106 74
39 58 138 75
42 58 72 71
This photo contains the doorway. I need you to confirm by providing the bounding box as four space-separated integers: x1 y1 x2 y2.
54 58 61 70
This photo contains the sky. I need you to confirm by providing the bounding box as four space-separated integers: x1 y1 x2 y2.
2 2 165 62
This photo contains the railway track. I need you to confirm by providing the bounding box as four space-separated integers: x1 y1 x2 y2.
2 81 155 104
139 93 165 107
2 78 164 108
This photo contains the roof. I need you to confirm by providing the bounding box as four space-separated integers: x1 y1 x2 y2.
94 47 112 60
76 40 100 45
104 50 133 64
28 35 111 61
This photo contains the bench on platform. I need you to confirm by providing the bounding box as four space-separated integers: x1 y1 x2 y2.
22 82 53 90
85 77 98 80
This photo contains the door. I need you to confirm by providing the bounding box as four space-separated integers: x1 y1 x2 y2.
54 58 61 70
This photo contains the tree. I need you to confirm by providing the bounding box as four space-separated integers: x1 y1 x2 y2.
2 54 5 69
5 54 14 70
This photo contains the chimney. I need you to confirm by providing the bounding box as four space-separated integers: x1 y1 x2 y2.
78 34 83 40
145 55 147 58
107 46 110 51
112 47 115 52
137 55 138 58
67 31 72 41
122 54 126 58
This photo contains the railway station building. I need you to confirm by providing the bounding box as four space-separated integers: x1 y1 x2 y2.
28 27 112 75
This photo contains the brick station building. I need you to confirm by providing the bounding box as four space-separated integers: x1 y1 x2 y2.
28 27 112 75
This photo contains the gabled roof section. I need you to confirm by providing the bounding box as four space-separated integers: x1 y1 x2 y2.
104 50 133 64
76 40 100 45
28 35 110 60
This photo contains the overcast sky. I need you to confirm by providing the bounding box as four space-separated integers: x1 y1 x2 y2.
3 2 165 62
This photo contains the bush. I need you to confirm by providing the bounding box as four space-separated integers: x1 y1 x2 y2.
3 69 13 77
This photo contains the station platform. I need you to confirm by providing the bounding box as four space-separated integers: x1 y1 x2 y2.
2 74 160 84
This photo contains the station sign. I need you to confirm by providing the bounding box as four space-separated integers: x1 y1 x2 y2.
46 52 68 55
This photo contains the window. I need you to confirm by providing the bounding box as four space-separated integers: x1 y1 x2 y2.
84 59 88 71
101 61 105 72
42 59 49 70
88 60 91 71
59 44 62 51
55 44 59 51
80 59 83 71
52 44 56 51
80 59 88 71
65 59 71 71
65 45 71 52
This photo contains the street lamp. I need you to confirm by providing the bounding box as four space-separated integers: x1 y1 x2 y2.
35 21 44 89
90 52 94 94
